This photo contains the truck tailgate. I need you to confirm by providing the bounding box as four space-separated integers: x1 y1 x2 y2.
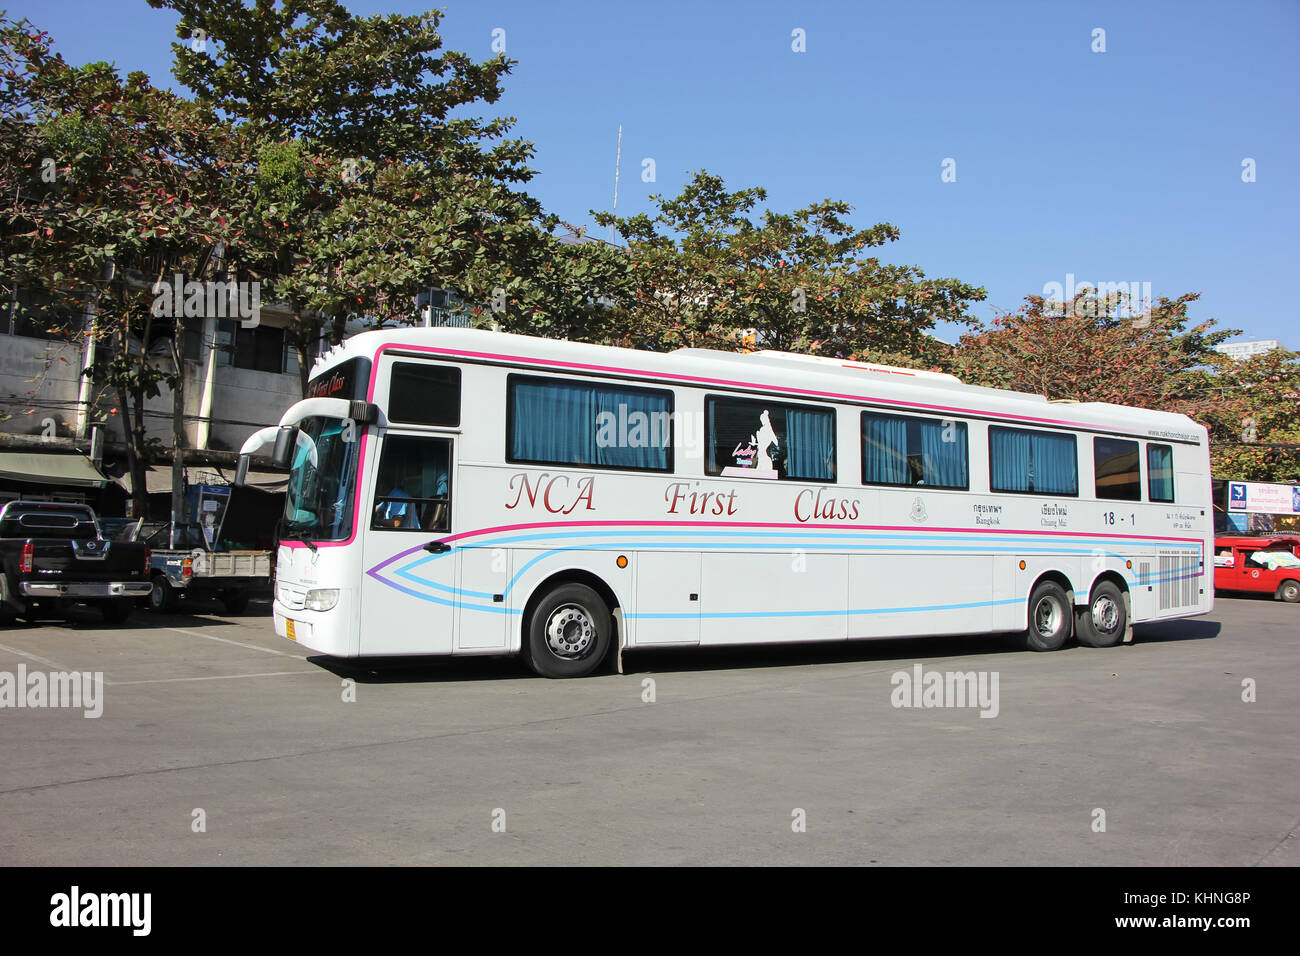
192 551 271 578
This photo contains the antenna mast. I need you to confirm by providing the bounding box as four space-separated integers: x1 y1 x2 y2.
611 124 622 245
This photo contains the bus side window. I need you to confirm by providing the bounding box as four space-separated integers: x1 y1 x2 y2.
371 436 452 533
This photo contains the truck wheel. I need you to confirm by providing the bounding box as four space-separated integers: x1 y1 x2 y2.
523 583 612 678
221 591 250 615
1076 581 1128 648
1021 580 1072 651
1278 579 1300 603
0 578 14 626
148 576 177 612
99 601 133 626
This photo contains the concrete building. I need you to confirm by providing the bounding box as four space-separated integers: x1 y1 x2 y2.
1 286 302 512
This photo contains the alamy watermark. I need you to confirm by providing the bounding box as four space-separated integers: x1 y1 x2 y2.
0 666 103 718
1041 273 1152 322
595 404 704 455
50 886 150 936
890 664 999 718
151 273 261 327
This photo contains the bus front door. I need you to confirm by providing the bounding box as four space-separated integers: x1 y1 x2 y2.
360 431 457 654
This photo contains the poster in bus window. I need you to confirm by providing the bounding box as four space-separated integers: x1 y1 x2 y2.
720 407 782 479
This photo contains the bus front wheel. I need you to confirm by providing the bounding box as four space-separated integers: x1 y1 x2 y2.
1075 581 1128 648
1022 581 1072 652
524 583 612 678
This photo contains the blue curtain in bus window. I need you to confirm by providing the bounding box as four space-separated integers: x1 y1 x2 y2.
990 427 1031 492
786 408 835 480
1030 432 1077 495
1148 444 1174 501
919 419 967 488
511 381 598 465
862 414 907 484
594 388 670 470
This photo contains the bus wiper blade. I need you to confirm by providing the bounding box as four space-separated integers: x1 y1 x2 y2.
282 528 318 552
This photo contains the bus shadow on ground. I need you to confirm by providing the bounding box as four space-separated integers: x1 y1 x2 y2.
34 595 275 631
309 654 533 684
310 619 1224 684
1129 618 1222 644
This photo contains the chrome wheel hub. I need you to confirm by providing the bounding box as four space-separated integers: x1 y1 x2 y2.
1092 596 1120 632
1034 597 1061 637
545 604 594 659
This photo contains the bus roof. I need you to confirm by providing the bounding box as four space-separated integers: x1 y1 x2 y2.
309 327 1208 444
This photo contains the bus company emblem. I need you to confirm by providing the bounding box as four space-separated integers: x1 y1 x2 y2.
909 497 928 523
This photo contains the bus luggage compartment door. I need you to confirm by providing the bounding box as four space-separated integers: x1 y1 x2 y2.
631 552 700 646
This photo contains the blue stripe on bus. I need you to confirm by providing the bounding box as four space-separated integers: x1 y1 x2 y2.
628 597 1028 620
368 524 1205 616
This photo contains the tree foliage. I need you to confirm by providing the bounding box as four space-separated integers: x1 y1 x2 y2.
1 16 245 513
593 171 986 361
948 291 1300 483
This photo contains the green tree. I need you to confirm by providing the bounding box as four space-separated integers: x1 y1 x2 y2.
948 291 1237 413
151 0 621 387
1 17 244 515
593 171 985 361
1197 348 1300 482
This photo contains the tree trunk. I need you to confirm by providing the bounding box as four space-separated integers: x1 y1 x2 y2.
117 385 148 520
169 336 186 548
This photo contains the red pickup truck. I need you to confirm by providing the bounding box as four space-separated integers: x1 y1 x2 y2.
1212 535 1300 603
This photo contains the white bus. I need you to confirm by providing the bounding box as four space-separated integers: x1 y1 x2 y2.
238 327 1213 678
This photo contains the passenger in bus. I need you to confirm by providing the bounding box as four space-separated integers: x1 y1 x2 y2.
375 448 448 530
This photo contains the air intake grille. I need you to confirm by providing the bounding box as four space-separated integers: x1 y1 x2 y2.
1158 553 1199 610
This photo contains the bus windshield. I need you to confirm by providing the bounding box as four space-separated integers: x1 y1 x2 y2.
282 416 360 543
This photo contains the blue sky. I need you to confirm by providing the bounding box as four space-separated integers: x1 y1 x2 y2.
10 0 1299 345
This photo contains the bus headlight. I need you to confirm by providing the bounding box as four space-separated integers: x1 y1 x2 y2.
304 588 340 612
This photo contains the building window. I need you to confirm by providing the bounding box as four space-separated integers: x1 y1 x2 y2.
989 426 1078 496
233 324 286 373
1147 443 1175 503
7 288 76 340
861 411 968 490
706 395 836 482
1094 437 1141 501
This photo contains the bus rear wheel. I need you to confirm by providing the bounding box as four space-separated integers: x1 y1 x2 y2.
1076 581 1127 648
524 583 611 679
1278 579 1300 603
1022 581 1072 651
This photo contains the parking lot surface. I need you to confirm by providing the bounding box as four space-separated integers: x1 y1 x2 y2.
1 596 1296 866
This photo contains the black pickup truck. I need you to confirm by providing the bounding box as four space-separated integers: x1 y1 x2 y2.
0 501 152 625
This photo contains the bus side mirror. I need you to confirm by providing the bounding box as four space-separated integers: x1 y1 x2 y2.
234 455 250 487
271 426 298 469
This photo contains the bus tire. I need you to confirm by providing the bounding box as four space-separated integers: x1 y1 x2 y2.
1076 581 1127 648
1278 579 1300 603
524 583 611 679
1022 581 1072 652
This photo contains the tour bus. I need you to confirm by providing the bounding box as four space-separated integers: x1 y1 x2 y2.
237 327 1214 678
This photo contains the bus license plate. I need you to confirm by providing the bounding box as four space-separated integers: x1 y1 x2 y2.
286 619 296 641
